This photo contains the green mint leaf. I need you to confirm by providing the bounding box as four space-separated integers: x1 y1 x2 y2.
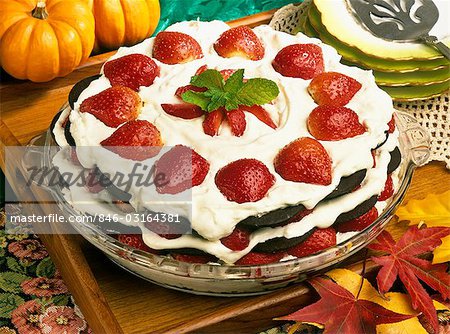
225 98 240 111
207 93 227 112
224 69 244 93
236 78 279 106
181 91 211 110
190 69 224 90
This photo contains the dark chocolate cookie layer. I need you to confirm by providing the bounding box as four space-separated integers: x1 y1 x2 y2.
253 228 316 253
49 111 63 144
388 147 401 174
68 75 101 109
64 119 76 146
334 195 378 224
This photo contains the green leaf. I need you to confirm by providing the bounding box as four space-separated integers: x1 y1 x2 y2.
0 293 25 318
236 78 280 106
181 91 211 110
6 257 26 275
190 69 224 90
36 257 56 278
224 69 244 93
207 93 227 112
0 272 30 293
51 294 69 306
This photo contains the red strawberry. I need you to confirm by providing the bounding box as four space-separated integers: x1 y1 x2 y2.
215 158 275 203
85 169 103 193
175 84 207 98
214 26 265 61
79 86 141 127
226 108 246 136
172 253 214 264
307 105 366 141
195 65 208 75
272 44 324 79
144 221 181 239
287 227 336 258
308 72 362 106
220 69 236 80
235 251 285 265
336 207 378 233
152 31 203 64
203 109 225 136
378 174 394 201
100 120 162 161
274 137 332 185
239 105 277 129
104 54 160 91
70 148 82 166
118 234 155 253
371 150 377 168
388 115 396 133
155 145 210 194
161 103 204 119
220 227 251 251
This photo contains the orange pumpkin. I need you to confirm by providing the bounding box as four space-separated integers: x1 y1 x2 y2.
87 0 160 50
0 0 95 82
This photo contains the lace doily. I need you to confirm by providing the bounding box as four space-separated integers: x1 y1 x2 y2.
269 2 450 169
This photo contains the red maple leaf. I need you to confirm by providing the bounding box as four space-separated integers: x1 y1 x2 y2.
278 277 413 334
368 226 450 333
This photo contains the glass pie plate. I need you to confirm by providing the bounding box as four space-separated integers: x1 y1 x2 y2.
27 108 430 296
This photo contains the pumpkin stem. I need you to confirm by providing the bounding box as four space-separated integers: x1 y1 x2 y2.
32 1 49 20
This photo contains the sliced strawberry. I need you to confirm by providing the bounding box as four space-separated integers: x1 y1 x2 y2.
308 72 362 106
235 251 285 265
172 253 214 264
152 31 203 65
100 120 162 161
388 115 396 133
239 105 277 129
274 137 332 185
307 105 366 141
203 109 225 136
272 44 324 79
70 148 82 166
335 207 378 233
220 227 251 251
79 86 141 128
378 175 394 201
287 227 336 258
226 108 246 136
195 65 208 75
214 26 265 61
161 103 204 119
85 169 103 193
174 84 207 98
104 54 160 91
118 234 155 253
220 69 236 80
215 158 275 203
155 145 210 194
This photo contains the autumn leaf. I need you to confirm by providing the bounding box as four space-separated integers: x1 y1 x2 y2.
277 276 413 334
368 226 450 333
433 235 450 264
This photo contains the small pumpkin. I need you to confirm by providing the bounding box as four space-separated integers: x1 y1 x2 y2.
86 0 160 51
0 0 95 82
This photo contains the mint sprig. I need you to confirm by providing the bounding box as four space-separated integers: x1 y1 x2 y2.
181 69 279 112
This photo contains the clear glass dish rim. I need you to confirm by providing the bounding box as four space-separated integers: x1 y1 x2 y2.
42 106 426 281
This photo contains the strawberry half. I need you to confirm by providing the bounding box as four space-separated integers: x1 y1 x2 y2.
287 227 336 258
100 120 162 161
378 174 394 201
220 227 251 251
214 26 265 61
203 109 225 136
104 54 160 91
80 86 141 128
215 158 275 203
118 234 156 253
388 115 396 133
155 145 210 194
161 103 204 119
175 84 207 98
239 105 277 129
226 108 246 136
235 251 285 265
307 105 366 141
272 44 324 79
152 31 203 64
335 207 378 233
308 72 362 106
274 137 332 185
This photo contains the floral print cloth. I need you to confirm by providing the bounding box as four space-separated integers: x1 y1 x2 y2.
0 208 91 334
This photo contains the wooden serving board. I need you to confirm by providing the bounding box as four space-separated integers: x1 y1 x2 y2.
1 9 449 334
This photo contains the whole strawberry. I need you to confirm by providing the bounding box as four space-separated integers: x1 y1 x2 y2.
215 158 275 203
307 105 366 141
101 120 162 161
155 145 210 194
214 26 265 61
79 86 141 127
335 207 378 233
308 72 362 106
287 227 336 258
153 31 203 64
104 54 160 91
274 137 332 185
272 44 324 79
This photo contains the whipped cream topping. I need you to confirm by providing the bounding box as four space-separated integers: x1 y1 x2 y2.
55 21 399 263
